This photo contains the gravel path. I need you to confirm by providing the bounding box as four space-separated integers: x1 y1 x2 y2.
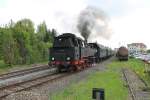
4 58 113 100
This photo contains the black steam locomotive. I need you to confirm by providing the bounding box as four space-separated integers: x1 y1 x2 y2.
49 33 113 72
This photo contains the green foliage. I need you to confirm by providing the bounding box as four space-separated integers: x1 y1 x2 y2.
0 28 15 66
37 21 47 41
0 19 55 66
37 22 57 43
12 19 35 64
3 30 14 65
0 60 8 68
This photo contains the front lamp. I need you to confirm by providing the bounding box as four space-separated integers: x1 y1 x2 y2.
67 57 71 60
52 57 55 61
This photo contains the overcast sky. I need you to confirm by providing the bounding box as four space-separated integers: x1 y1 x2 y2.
0 0 150 49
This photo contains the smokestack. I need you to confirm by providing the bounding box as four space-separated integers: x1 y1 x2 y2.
77 6 112 42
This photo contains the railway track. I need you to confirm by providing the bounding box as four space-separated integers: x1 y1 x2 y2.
0 72 69 99
0 64 95 99
122 68 150 100
0 64 59 99
0 65 50 80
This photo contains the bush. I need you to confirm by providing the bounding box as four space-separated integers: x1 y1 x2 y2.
0 60 9 68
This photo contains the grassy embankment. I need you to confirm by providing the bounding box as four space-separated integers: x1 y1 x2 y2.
109 58 150 87
50 58 150 100
0 60 48 74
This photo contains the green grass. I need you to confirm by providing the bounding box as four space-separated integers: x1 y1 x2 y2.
108 58 150 87
50 65 128 100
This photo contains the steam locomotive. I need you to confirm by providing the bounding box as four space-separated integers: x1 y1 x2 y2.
49 33 113 72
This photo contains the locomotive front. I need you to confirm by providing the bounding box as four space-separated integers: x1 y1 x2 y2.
49 33 80 72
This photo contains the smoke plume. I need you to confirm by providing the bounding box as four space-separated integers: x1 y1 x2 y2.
77 6 112 41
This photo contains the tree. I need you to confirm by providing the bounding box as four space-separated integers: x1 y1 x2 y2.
1 28 15 66
37 21 47 41
13 19 35 64
0 19 56 66
36 22 56 61
51 28 57 43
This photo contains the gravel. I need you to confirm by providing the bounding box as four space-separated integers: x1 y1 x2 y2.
4 91 48 100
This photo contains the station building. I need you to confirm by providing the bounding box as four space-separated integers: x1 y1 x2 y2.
127 43 147 55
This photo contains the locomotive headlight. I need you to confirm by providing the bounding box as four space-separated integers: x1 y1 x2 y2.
52 57 55 61
67 57 71 60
